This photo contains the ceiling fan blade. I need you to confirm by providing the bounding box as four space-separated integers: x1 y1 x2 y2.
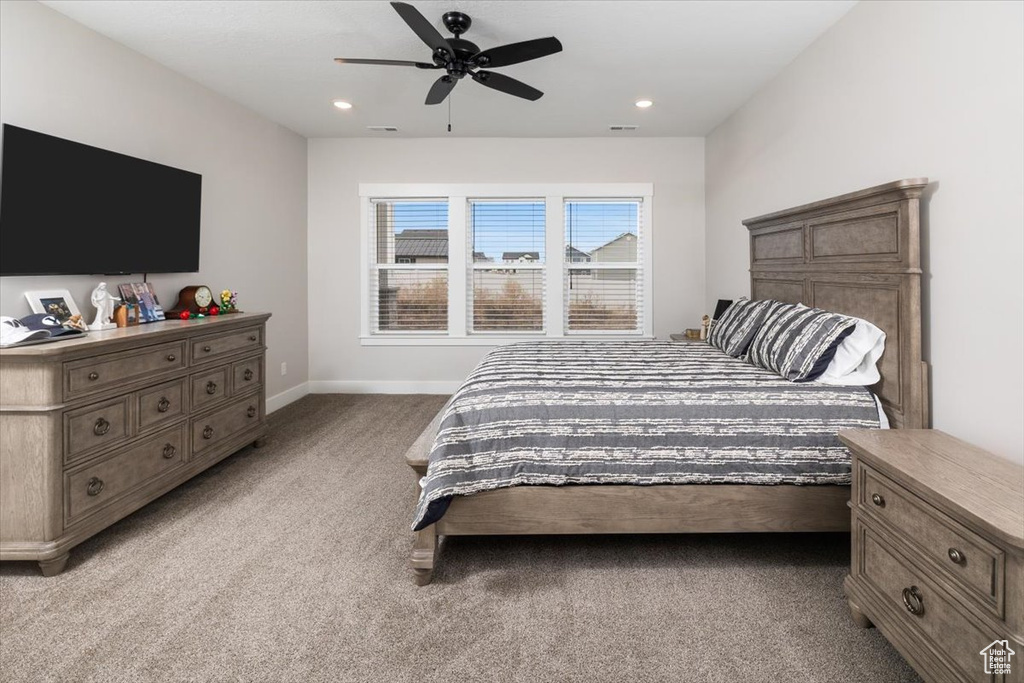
471 70 543 101
473 37 562 68
390 2 453 60
334 58 440 69
425 75 458 105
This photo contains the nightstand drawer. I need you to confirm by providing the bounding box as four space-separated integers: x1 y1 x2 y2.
860 524 999 683
859 463 1004 615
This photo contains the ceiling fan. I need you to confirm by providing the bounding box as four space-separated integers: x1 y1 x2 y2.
335 1 563 105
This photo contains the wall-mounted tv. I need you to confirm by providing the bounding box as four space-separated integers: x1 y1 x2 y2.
0 124 202 276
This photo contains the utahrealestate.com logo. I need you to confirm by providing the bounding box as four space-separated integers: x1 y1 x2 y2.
980 640 1015 675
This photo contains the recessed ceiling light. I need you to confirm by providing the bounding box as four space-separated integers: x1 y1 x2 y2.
332 100 353 110
635 99 653 109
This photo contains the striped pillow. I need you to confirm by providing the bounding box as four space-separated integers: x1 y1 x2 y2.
706 298 773 357
746 302 857 382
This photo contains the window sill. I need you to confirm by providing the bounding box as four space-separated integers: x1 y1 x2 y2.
360 335 654 347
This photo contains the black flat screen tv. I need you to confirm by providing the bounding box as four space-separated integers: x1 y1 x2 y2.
0 124 202 276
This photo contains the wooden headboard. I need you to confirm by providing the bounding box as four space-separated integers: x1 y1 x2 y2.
743 178 929 429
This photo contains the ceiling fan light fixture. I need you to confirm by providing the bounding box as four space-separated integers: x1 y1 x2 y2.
635 99 653 109
332 100 354 110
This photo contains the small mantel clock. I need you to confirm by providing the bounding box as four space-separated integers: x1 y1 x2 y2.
166 285 215 319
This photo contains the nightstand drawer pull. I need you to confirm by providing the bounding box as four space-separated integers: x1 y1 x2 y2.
203 345 212 353
157 397 171 413
86 477 104 497
243 369 254 381
162 444 176 459
202 426 214 440
948 547 966 565
871 493 885 507
166 354 176 362
901 586 924 616
206 381 218 395
88 372 99 381
249 335 257 342
247 405 257 418
93 418 110 436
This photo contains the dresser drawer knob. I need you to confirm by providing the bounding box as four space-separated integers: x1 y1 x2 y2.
203 345 212 353
871 493 885 507
202 425 215 440
243 368 254 381
93 418 110 436
247 405 257 418
86 477 104 497
206 381 218 395
948 548 966 565
157 397 171 413
901 586 924 616
166 354 176 362
249 335 257 342
162 444 176 459
88 372 99 381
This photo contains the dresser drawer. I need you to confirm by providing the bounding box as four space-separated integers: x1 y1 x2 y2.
190 366 230 410
65 341 186 400
137 378 186 432
859 523 1000 682
859 463 1004 615
190 326 262 365
191 394 263 457
65 425 186 524
64 396 132 464
232 356 262 393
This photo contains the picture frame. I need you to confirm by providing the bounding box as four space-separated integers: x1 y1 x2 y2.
24 289 82 323
117 283 166 324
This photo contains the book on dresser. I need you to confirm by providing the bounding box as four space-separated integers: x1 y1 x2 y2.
839 429 1023 683
0 311 270 576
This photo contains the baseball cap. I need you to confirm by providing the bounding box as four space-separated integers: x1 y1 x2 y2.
19 313 85 338
0 317 50 347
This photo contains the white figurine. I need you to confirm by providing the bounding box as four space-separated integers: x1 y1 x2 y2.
89 282 118 331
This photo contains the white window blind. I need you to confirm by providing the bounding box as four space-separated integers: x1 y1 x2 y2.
468 200 546 333
564 199 643 333
370 199 449 332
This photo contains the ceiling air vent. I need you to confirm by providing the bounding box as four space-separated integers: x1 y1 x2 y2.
367 126 399 132
609 125 638 132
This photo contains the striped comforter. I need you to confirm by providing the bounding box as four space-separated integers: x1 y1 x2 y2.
412 341 881 530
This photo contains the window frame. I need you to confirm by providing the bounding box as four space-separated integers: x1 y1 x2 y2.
359 183 654 346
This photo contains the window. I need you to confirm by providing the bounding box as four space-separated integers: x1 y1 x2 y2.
469 200 545 333
369 200 448 332
360 184 652 344
565 200 642 333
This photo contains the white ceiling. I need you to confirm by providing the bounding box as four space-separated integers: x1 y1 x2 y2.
41 0 855 138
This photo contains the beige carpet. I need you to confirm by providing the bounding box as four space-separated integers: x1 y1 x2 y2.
0 394 920 682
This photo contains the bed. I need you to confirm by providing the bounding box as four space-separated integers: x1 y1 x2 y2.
405 178 929 585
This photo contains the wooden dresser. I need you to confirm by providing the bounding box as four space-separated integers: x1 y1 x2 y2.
840 429 1023 682
0 312 270 576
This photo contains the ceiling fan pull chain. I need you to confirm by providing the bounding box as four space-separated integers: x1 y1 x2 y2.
447 94 452 133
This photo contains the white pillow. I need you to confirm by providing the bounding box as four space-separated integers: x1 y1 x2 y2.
816 317 886 386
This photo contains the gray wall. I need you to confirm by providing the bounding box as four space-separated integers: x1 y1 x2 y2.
0 1 309 407
705 1 1024 461
308 137 705 391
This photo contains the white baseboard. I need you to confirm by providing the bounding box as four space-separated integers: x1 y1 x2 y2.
309 380 458 395
266 381 311 413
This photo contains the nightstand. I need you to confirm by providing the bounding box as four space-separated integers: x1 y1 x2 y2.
669 333 705 342
839 429 1023 682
